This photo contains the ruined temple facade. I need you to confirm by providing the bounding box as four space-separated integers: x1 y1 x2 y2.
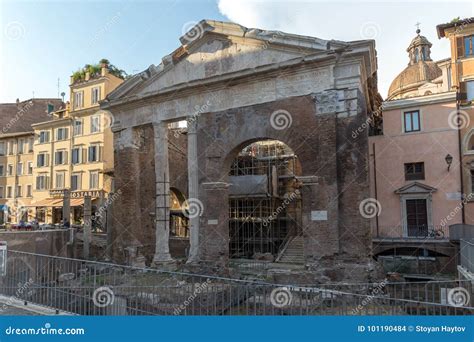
101 20 380 282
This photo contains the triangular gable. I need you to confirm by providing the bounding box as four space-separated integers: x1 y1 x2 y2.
106 20 352 101
394 182 437 194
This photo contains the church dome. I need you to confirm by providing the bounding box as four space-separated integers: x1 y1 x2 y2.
387 29 442 100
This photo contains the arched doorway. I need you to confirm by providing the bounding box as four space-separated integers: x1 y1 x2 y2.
228 139 302 260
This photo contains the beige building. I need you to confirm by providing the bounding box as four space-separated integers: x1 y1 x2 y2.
31 61 124 225
0 98 63 225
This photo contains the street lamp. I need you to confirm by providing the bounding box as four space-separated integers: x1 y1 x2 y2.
445 154 453 171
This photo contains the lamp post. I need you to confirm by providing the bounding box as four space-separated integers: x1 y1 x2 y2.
445 153 453 171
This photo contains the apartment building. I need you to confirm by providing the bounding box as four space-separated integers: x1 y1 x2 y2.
31 61 123 224
438 17 474 225
0 98 63 225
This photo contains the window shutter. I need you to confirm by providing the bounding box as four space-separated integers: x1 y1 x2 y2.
82 148 87 164
457 37 465 58
459 81 468 103
65 128 69 140
99 146 103 161
45 154 49 167
36 177 39 190
46 176 50 190
64 151 68 164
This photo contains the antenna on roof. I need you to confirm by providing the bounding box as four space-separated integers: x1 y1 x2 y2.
61 92 65 102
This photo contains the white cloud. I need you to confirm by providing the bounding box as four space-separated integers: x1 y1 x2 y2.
217 0 470 98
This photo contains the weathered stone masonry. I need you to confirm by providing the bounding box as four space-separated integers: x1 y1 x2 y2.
102 20 380 281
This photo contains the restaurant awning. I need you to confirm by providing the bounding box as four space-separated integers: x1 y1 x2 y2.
70 198 84 207
28 199 63 207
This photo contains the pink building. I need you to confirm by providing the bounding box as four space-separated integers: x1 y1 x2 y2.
369 30 462 240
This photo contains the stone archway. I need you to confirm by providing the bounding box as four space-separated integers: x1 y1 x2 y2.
227 139 302 260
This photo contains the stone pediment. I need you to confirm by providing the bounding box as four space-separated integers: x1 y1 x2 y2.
394 182 437 194
105 20 355 102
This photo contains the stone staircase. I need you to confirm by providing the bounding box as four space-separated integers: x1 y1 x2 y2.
277 236 305 264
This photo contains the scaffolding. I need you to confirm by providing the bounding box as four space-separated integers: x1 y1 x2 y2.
229 140 301 259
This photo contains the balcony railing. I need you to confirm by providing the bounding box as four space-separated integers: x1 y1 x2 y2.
374 225 448 240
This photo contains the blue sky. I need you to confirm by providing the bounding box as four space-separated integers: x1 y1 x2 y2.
1 0 472 102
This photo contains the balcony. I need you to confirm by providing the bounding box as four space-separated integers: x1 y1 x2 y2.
373 225 449 241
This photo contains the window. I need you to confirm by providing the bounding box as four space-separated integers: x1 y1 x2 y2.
0 142 4 156
0 187 3 199
37 153 49 167
91 115 101 133
16 162 23 176
88 145 101 162
72 147 82 164
26 185 32 197
18 139 24 154
404 110 420 133
405 162 425 181
55 150 68 165
27 162 33 175
47 103 55 114
7 164 13 176
55 172 65 189
0 165 4 176
91 87 101 105
74 91 84 109
89 171 99 189
16 185 22 198
73 119 83 136
39 131 50 143
7 141 14 155
28 138 33 152
56 127 68 141
71 174 81 191
465 35 474 56
36 174 49 190
6 186 12 198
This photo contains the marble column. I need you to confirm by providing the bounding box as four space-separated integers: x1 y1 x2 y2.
152 121 173 263
187 119 200 263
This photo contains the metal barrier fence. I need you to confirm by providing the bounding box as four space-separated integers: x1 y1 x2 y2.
460 239 474 274
0 250 472 316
